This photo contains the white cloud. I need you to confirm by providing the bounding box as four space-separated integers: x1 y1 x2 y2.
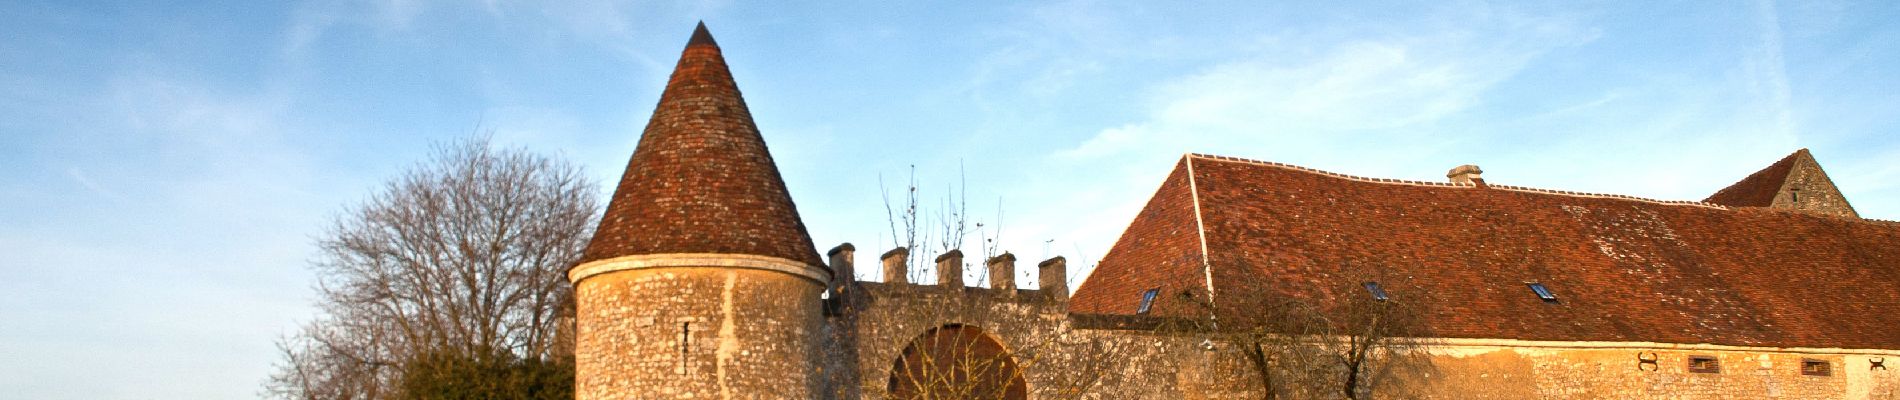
64 168 121 201
0 70 335 399
375 0 428 30
1749 0 1795 138
1061 15 1593 162
1024 6 1603 283
1153 42 1475 132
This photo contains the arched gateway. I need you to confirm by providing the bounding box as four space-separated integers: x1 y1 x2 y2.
887 325 1028 399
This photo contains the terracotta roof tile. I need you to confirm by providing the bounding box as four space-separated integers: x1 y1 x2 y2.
1076 153 1900 349
580 23 824 268
1070 158 1210 318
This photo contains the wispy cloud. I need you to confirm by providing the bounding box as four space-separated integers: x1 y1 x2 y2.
374 0 428 30
1750 0 1796 137
1058 12 1593 161
63 168 120 201
0 64 332 398
1018 5 1601 281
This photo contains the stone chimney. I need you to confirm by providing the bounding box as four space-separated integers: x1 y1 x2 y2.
936 249 965 288
881 247 909 284
986 253 1017 294
1038 256 1068 299
827 243 855 287
1447 165 1485 184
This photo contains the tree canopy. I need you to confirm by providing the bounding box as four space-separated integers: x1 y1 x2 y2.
265 136 598 399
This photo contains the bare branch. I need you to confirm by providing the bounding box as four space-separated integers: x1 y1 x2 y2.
266 136 599 399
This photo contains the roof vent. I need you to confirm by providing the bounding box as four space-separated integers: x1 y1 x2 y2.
1447 165 1484 184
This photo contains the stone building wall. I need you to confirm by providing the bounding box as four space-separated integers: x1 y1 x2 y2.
1409 343 1900 399
817 252 1900 399
823 280 1257 399
552 245 1900 400
1773 157 1859 218
575 267 825 399
812 242 1250 399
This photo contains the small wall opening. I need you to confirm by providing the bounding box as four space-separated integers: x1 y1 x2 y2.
1802 359 1831 376
1688 355 1720 373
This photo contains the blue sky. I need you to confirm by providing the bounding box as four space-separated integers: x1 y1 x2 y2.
4 1 1898 398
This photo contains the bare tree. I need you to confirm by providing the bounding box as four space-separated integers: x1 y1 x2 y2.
264 136 599 399
1176 266 1434 400
1315 275 1433 400
871 284 1133 400
882 164 1006 285
887 322 1028 399
860 166 1130 400
1170 292 1328 400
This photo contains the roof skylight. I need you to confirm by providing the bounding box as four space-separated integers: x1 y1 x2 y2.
1362 282 1389 301
1136 288 1160 315
1527 282 1558 302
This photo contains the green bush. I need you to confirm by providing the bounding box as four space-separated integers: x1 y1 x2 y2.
399 348 572 400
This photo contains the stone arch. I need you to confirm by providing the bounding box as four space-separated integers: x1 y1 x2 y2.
887 324 1028 399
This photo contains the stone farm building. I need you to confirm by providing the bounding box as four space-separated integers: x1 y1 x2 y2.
567 23 1900 399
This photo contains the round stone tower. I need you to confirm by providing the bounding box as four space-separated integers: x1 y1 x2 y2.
569 22 830 399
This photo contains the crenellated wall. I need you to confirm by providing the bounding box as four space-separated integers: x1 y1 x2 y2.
814 243 1900 400
823 281 1264 399
819 245 1257 399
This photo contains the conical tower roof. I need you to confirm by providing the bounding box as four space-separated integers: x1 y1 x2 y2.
581 23 824 268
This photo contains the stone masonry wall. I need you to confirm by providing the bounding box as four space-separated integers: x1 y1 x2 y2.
822 274 1900 399
823 280 1255 399
1773 158 1859 218
576 267 825 399
579 247 1900 399
1409 344 1900 399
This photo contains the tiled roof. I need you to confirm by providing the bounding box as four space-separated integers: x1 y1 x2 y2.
1070 159 1211 318
1704 149 1805 207
580 23 824 268
1073 153 1900 349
